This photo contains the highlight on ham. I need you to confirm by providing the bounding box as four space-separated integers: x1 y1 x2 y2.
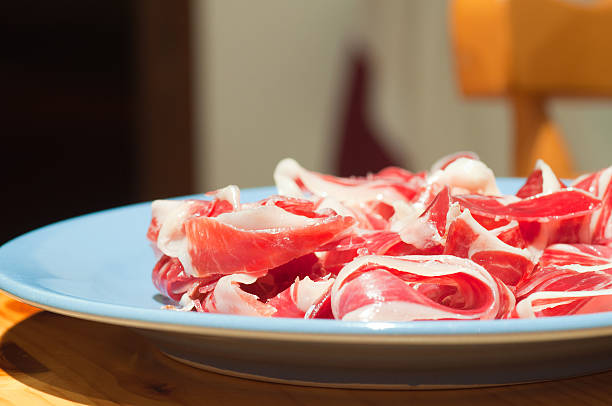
147 152 612 320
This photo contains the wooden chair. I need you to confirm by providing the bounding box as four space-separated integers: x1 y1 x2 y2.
451 0 612 177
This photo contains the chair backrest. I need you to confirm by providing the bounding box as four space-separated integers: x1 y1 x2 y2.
451 0 612 177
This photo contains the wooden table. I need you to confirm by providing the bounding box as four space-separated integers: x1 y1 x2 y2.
1 292 610 405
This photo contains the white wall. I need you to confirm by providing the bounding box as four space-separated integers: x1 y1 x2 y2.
192 0 612 191
192 0 366 190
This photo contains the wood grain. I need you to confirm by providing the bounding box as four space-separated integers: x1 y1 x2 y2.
0 292 610 405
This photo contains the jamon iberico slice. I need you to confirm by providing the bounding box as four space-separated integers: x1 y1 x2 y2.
444 210 534 288
202 272 335 318
331 255 514 321
152 255 220 302
453 189 600 222
514 243 612 318
184 202 354 277
515 160 566 199
274 158 425 229
274 158 424 203
572 166 612 244
148 185 240 260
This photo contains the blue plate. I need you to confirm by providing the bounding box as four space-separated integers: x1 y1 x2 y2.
1 179 611 388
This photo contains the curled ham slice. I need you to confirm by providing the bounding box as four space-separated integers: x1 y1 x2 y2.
514 243 612 317
392 187 461 253
266 276 335 318
318 230 414 274
331 255 514 321
274 158 424 229
426 156 500 197
152 255 220 302
514 289 612 318
183 202 354 277
430 151 481 172
572 166 612 244
202 273 334 318
453 189 600 223
147 185 239 254
516 160 565 199
203 274 276 316
539 243 612 268
240 253 324 300
444 210 535 288
410 156 500 215
274 158 424 203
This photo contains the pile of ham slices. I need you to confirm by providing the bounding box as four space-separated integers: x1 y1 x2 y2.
146 153 612 321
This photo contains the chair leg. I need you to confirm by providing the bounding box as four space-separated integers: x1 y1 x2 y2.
511 93 575 178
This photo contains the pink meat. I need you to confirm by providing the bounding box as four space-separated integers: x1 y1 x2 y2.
149 156 612 320
273 158 425 229
266 277 334 318
318 230 419 274
331 255 514 321
147 185 239 244
514 243 612 318
453 189 600 222
516 160 566 199
539 243 612 268
424 156 500 199
240 253 324 300
202 272 334 318
147 199 234 243
152 255 221 303
572 167 612 244
391 187 458 255
202 274 277 316
430 151 481 172
444 210 534 288
184 203 355 277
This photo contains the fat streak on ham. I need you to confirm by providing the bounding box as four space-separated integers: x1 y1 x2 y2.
147 153 612 321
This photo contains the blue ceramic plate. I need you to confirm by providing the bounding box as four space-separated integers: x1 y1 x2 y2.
1 179 611 388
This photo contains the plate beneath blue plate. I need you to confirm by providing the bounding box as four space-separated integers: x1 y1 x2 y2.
1 179 611 388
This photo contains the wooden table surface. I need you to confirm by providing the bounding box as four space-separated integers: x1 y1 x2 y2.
1 292 611 405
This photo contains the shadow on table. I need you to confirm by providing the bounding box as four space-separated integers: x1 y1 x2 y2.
1 311 611 406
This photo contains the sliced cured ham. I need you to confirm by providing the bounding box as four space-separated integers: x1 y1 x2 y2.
410 155 500 215
149 153 612 321
318 230 414 274
426 156 500 197
184 202 354 277
331 255 515 321
392 187 460 253
572 166 612 244
453 189 600 223
430 151 481 172
266 276 335 318
202 272 334 318
152 255 220 302
203 274 277 316
274 158 425 229
240 253 324 300
444 210 535 288
538 243 612 268
274 158 424 203
514 243 612 318
147 185 239 253
516 160 565 199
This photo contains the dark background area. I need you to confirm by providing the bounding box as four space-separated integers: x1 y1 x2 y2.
0 0 397 245
1 0 193 244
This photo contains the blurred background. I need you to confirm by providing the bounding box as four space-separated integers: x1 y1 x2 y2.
2 0 612 244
